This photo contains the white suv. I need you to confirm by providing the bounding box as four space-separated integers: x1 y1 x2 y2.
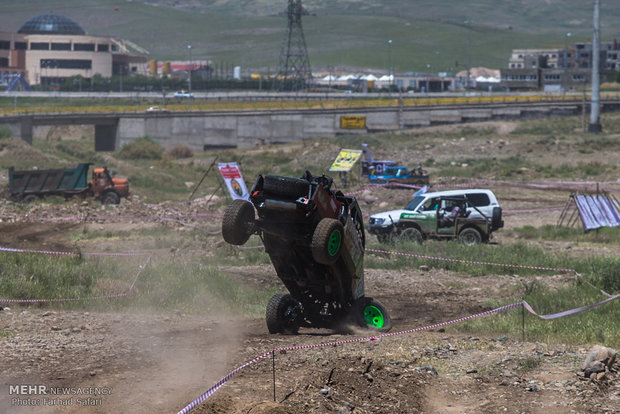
368 189 503 241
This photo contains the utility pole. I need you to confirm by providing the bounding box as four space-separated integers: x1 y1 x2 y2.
274 0 313 91
589 0 602 132
388 39 393 93
187 44 192 94
466 20 471 90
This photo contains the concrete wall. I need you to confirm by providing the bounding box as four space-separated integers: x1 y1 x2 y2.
4 100 620 151
117 103 588 151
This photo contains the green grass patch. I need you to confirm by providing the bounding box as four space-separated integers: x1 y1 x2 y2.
130 259 277 316
510 117 581 136
117 136 164 160
0 328 14 338
0 253 108 304
365 240 620 292
511 225 620 244
0 125 12 139
434 155 529 179
0 250 276 317
516 356 543 372
452 284 620 347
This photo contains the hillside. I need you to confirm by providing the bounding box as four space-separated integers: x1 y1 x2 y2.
1 0 619 73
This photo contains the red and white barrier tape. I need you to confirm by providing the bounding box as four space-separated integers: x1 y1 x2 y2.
176 302 522 414
177 289 620 414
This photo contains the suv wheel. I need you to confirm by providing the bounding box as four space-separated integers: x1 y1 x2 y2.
266 293 302 334
399 227 423 244
459 228 482 246
222 199 255 245
311 218 344 264
350 297 392 332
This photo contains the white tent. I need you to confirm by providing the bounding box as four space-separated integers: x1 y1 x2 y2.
338 74 356 81
362 74 378 81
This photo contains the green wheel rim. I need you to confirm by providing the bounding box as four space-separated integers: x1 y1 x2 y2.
327 229 342 257
363 305 385 328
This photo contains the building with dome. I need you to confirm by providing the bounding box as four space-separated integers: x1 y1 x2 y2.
0 13 148 88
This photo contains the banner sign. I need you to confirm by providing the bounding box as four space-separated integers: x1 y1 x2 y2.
575 195 620 231
218 163 249 200
340 115 366 129
329 149 363 172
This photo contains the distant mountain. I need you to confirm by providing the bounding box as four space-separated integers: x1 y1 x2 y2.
1 0 618 73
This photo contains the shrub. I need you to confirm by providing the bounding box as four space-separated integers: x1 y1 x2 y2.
166 145 194 159
0 125 12 139
117 136 164 160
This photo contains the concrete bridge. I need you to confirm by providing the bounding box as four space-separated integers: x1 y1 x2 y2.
1 99 619 151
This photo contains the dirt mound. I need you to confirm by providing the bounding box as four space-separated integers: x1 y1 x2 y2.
0 138 53 166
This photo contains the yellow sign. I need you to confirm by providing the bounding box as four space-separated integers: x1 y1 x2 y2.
329 149 363 172
340 115 367 129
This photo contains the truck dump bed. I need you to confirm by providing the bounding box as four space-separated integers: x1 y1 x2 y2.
9 163 91 196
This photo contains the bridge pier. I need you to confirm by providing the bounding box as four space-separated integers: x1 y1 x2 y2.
95 123 119 151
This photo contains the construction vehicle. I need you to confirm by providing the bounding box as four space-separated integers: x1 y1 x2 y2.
8 163 130 204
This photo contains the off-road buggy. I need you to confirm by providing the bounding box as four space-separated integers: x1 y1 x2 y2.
222 171 391 334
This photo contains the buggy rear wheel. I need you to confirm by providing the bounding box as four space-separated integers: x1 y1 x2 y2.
459 227 482 246
350 297 392 332
222 199 255 245
311 218 344 265
266 293 302 334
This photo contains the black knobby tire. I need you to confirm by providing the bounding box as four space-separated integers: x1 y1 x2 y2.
102 191 120 205
22 194 40 204
222 199 255 245
399 227 423 244
350 297 392 333
311 218 344 265
263 175 310 199
266 293 302 334
459 227 482 246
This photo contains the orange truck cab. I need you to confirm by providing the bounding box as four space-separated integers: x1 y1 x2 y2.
91 167 130 204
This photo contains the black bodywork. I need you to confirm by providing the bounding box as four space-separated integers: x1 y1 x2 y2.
251 172 365 329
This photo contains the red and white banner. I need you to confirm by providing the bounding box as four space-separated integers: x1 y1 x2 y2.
218 163 249 201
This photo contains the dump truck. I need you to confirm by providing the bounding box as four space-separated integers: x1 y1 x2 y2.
8 163 130 204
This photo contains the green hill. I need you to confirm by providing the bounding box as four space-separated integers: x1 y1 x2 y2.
1 0 618 73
